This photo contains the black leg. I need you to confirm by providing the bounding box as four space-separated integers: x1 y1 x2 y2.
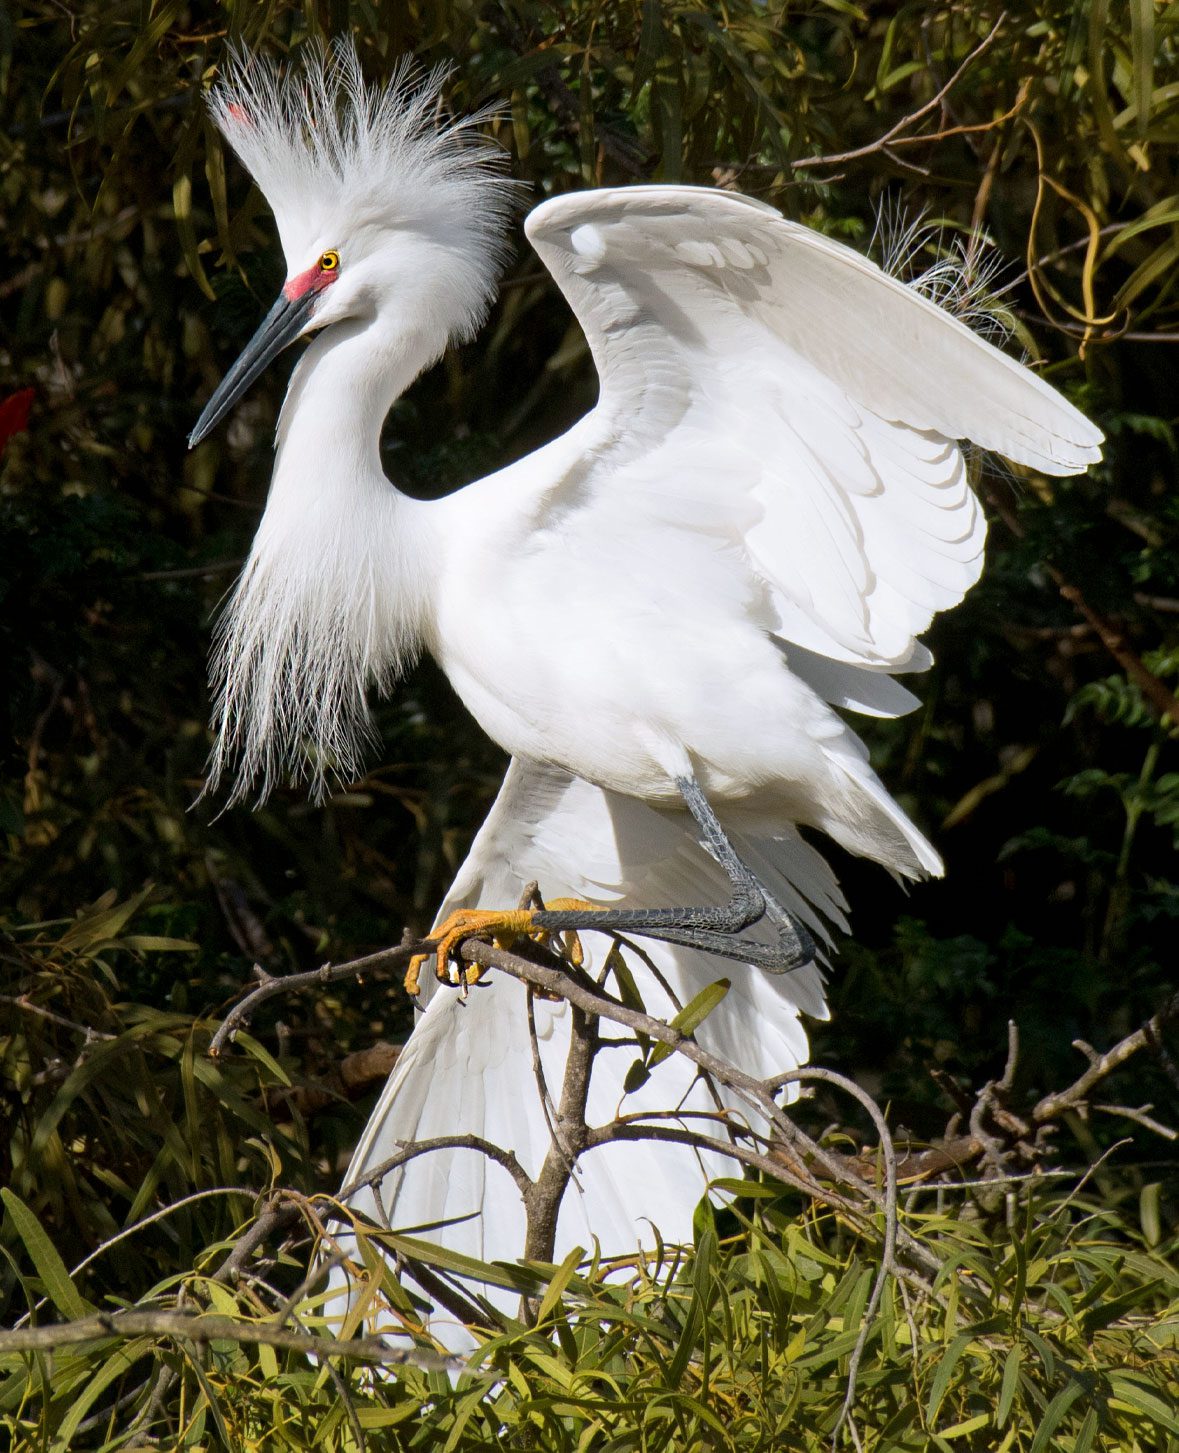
532 776 816 974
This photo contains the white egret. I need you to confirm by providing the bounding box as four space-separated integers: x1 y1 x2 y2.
190 43 1102 1305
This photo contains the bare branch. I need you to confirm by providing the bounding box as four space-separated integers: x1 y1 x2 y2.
208 943 418 1055
0 992 115 1041
1033 993 1179 1122
1092 1103 1178 1141
338 1133 533 1203
793 16 1008 173
0 1308 461 1369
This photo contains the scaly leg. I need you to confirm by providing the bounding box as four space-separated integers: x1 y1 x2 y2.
406 777 816 992
532 777 816 973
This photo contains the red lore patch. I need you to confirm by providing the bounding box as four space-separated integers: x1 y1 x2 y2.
283 263 338 301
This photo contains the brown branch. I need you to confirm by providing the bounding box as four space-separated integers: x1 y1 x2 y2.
454 936 956 1341
1092 1104 1178 1141
212 1192 305 1284
524 1002 596 1263
208 944 418 1056
986 483 1179 727
793 15 1008 173
1033 992 1179 1123
338 1134 533 1206
0 1308 459 1368
460 940 855 1209
0 992 115 1042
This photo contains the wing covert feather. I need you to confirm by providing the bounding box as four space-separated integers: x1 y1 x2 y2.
525 185 1102 669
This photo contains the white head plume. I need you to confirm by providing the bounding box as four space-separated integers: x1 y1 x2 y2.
200 42 518 806
208 40 516 324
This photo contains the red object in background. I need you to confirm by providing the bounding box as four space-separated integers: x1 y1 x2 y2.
0 388 35 457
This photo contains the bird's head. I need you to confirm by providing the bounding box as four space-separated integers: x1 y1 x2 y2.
189 41 518 447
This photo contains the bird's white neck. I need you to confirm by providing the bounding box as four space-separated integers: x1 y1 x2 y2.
205 317 439 804
275 316 431 469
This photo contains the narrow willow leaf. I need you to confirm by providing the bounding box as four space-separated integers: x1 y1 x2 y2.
1107 1374 1179 1433
1029 1380 1085 1453
926 1330 973 1424
997 1344 1021 1428
1 1189 93 1321
1072 1407 1099 1453
1128 0 1155 140
535 1245 586 1327
649 980 730 1067
938 1411 991 1439
49 1338 153 1451
233 1030 292 1087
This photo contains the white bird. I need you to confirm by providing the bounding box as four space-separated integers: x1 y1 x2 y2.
190 44 1102 1333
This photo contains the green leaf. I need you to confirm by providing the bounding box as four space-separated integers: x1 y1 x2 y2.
1107 1375 1179 1433
50 1338 153 1451
927 1331 973 1424
1029 1380 1085 1453
649 980 730 1067
1 1189 93 1321
997 1344 1021 1428
622 1059 651 1094
535 1245 586 1327
234 1030 292 1087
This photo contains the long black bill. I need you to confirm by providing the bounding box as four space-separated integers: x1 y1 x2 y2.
188 289 318 448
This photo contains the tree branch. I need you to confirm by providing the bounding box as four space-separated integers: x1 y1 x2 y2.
793 16 1008 173
208 944 419 1056
0 1308 460 1369
1033 992 1179 1123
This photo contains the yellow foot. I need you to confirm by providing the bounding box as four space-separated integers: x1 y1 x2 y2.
403 898 607 996
404 907 538 996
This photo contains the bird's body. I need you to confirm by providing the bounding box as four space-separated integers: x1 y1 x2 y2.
191 46 1103 1324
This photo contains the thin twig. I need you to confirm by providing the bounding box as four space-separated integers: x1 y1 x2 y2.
793 16 1008 173
1033 993 1179 1122
0 992 115 1041
208 944 418 1055
338 1133 533 1204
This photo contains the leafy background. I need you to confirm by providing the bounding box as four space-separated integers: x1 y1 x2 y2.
2 1 1178 1447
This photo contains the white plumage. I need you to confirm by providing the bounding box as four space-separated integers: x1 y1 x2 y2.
190 44 1103 1334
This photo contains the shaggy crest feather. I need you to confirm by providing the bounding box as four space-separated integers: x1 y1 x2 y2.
872 198 1015 346
208 39 517 294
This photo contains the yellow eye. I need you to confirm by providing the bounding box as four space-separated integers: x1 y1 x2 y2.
319 250 340 272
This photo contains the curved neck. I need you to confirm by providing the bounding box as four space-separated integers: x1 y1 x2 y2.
275 316 434 474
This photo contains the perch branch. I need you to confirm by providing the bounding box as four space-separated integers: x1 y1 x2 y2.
0 1309 460 1369
208 943 419 1055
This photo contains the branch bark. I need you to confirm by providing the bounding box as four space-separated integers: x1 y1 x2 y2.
0 1308 458 1368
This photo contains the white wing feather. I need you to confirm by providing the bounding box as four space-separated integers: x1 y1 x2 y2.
525 186 1102 672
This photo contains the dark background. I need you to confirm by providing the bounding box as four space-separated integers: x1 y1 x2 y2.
3 1 1177 1283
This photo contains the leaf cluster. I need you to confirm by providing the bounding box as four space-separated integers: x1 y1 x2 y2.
3 1161 1178 1450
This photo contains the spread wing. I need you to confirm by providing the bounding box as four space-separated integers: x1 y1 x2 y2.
524 186 1103 671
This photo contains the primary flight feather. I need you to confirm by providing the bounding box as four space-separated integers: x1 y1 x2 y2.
190 42 1102 1314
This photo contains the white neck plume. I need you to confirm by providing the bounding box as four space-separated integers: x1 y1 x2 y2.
203 320 435 805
